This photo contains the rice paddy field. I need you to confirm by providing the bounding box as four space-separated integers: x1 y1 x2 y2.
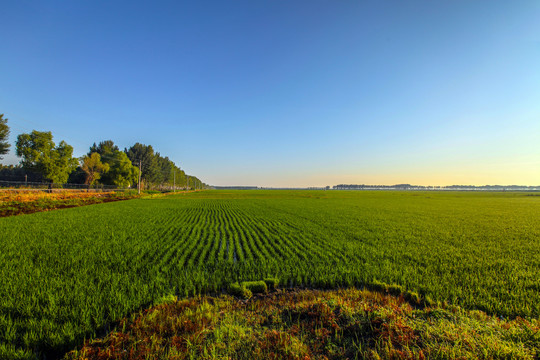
1 190 539 359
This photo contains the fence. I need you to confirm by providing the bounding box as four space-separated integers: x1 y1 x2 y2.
0 180 197 193
0 180 131 192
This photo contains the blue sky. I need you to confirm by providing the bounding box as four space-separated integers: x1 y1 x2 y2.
1 1 539 186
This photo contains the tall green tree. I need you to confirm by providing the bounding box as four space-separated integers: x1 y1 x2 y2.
176 167 187 188
89 140 119 156
16 130 78 183
156 154 173 185
89 140 138 187
105 151 138 188
124 143 207 190
81 152 109 187
125 143 161 188
0 114 10 160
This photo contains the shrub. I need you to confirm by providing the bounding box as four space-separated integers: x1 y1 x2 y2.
241 281 267 294
367 280 387 293
263 278 279 290
423 295 435 307
228 283 252 299
404 290 421 305
387 284 404 297
153 294 177 305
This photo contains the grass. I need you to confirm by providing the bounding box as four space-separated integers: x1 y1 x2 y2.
0 190 539 359
64 288 540 360
0 189 195 217
0 190 140 217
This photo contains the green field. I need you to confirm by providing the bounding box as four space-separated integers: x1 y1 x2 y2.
1 190 539 359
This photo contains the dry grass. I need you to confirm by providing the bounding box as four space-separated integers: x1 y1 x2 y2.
0 190 117 202
65 288 540 360
0 190 139 217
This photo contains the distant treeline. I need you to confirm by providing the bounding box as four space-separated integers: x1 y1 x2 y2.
213 186 258 190
0 115 208 190
333 184 540 191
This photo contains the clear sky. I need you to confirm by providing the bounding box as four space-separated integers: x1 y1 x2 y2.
1 1 539 187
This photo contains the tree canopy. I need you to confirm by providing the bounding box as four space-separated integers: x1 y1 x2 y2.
89 140 119 156
81 152 110 186
124 143 199 189
1 126 209 189
125 143 161 187
89 140 138 187
16 130 78 183
0 114 10 160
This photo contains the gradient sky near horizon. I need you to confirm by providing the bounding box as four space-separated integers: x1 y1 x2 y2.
1 1 539 187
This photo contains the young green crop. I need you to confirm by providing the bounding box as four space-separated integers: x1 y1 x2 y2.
0 190 539 359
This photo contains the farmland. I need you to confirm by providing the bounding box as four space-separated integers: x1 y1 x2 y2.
0 190 539 359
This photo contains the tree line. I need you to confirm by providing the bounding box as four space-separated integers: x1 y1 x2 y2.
0 114 208 190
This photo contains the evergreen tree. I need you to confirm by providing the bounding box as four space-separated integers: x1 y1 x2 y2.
90 140 138 187
0 114 10 160
125 143 161 188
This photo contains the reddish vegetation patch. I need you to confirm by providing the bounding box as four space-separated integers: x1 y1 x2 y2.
0 190 139 217
65 288 539 360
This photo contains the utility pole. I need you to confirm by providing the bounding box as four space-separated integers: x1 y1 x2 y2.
173 169 176 193
138 160 142 195
187 175 189 191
